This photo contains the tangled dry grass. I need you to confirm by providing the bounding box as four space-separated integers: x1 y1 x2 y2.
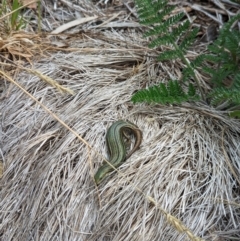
1 0 240 241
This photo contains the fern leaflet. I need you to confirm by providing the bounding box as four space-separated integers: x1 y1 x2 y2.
131 81 199 104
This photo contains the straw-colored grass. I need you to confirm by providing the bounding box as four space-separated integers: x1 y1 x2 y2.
1 1 240 241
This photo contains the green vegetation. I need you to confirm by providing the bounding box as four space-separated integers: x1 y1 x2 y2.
132 0 240 115
132 80 199 104
0 0 26 33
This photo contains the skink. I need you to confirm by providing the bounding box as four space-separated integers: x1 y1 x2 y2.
94 120 142 185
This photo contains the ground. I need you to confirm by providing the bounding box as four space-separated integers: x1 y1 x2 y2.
0 1 240 241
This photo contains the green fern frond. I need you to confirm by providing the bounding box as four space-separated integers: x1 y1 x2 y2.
131 80 199 104
133 0 240 112
157 49 181 61
202 52 222 63
135 0 168 16
182 67 194 82
209 88 240 106
179 27 199 52
187 14 240 97
133 0 203 100
224 30 240 53
209 74 240 106
232 73 240 89
182 54 206 81
144 13 185 37
145 13 185 38
136 0 173 23
136 0 172 25
187 83 197 96
142 5 175 25
148 35 174 48
204 68 232 87
171 20 191 39
135 0 195 56
144 13 187 49
220 13 240 35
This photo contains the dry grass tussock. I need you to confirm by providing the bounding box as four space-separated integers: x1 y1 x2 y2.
1 1 240 241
